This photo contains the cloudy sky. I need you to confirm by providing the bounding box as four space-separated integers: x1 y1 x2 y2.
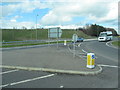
1 0 119 33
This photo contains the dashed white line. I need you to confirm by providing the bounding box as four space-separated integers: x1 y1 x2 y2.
106 42 118 49
78 43 81 47
10 74 55 86
0 74 55 88
60 85 64 88
82 49 98 59
82 49 88 54
98 64 119 68
0 69 19 75
0 84 9 88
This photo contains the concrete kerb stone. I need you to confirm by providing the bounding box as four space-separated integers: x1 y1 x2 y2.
1 65 102 75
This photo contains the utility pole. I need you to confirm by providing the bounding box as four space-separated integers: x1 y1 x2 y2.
36 14 38 40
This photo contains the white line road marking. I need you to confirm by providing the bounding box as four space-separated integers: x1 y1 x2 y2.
0 69 19 75
82 49 98 58
78 43 81 47
82 49 88 54
106 42 118 49
106 42 112 48
0 74 55 88
98 64 119 68
10 74 55 85
0 84 9 88
60 85 64 88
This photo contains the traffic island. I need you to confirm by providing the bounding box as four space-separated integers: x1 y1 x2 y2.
2 45 102 75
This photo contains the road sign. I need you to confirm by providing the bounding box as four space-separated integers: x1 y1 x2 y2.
48 27 62 38
72 34 78 42
48 27 62 49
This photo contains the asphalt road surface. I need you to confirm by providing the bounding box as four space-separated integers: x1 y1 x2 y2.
1 38 119 88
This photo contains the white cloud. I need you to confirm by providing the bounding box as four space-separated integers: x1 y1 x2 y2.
40 10 72 25
40 0 118 26
10 19 16 22
1 19 35 29
9 15 22 23
88 2 118 23
1 0 25 2
1 0 47 17
43 25 83 29
42 0 119 3
1 0 119 32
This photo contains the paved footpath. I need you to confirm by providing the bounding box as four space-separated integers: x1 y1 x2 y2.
2 45 102 75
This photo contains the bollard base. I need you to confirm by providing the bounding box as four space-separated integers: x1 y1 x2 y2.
64 40 67 46
86 65 95 69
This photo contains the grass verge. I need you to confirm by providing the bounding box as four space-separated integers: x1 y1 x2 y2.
112 41 120 47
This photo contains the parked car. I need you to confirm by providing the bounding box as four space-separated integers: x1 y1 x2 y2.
76 37 84 42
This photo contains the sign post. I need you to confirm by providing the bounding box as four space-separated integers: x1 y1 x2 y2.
48 27 62 49
72 34 78 58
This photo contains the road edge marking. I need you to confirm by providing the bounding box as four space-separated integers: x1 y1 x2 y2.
0 74 55 88
106 41 118 49
98 64 119 68
10 74 55 86
0 69 19 75
82 49 88 54
0 84 9 88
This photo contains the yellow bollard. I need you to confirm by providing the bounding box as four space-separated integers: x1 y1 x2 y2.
87 53 95 68
64 40 67 45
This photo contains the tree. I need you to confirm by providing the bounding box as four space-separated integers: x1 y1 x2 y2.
22 26 27 30
85 24 106 36
106 28 118 36
77 24 117 36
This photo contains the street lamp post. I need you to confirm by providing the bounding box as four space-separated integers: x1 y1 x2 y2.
36 14 38 40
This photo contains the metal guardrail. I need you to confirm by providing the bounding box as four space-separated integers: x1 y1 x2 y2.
2 39 72 44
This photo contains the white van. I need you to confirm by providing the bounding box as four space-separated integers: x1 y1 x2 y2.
98 31 113 41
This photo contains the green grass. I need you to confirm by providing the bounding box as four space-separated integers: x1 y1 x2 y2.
0 29 2 42
2 29 93 42
112 41 120 47
62 29 93 39
2 29 48 42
